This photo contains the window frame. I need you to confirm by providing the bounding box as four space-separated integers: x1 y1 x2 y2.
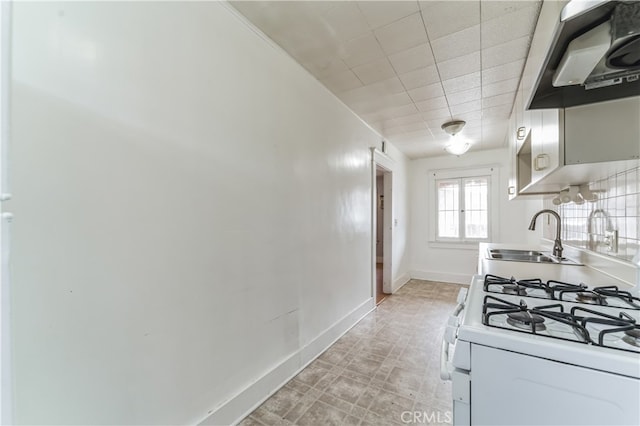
428 166 499 248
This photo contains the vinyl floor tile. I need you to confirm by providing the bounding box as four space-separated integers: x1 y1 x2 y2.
238 280 463 426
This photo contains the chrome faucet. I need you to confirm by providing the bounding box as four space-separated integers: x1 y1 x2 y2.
587 208 614 250
528 209 563 259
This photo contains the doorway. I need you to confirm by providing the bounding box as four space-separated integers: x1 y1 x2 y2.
375 167 387 304
372 148 393 306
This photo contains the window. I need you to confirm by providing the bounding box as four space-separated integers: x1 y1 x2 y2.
428 166 498 246
436 177 488 240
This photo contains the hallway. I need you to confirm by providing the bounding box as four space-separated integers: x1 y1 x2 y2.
239 280 463 426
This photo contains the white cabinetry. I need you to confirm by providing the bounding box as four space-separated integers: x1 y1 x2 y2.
530 109 563 186
513 97 640 196
564 98 640 165
507 0 639 198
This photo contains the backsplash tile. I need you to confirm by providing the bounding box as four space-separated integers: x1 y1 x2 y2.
543 166 640 263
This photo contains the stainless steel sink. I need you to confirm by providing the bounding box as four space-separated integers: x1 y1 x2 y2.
490 249 546 256
487 249 582 265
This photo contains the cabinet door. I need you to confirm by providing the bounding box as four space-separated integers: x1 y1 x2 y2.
531 109 562 183
564 97 640 164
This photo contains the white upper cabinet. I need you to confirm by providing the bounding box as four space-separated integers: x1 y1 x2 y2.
564 97 640 165
508 0 639 197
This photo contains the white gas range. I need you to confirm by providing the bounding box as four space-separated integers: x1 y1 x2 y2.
441 274 640 426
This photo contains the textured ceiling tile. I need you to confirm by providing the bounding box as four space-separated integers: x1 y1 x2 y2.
382 127 407 138
483 91 516 108
377 119 405 134
338 32 386 68
350 91 414 116
356 1 420 29
481 1 541 22
377 92 415 109
450 99 482 115
297 49 349 78
482 36 530 69
401 121 430 133
398 65 440 90
421 107 452 120
482 77 520 98
481 59 525 85
351 58 396 85
459 110 483 121
423 117 444 127
320 69 363 93
373 13 429 55
446 87 482 106
388 43 435 75
483 104 512 118
442 72 481 94
391 128 432 142
338 77 405 105
393 113 425 126
321 2 371 42
437 52 481 80
407 82 445 102
364 76 408 95
231 0 542 159
420 1 480 40
431 25 480 63
377 103 420 119
481 5 540 49
230 2 343 58
415 96 450 112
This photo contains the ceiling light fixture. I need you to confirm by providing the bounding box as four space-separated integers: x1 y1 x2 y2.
442 120 470 156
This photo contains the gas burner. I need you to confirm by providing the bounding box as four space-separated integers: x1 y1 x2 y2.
575 292 607 305
622 327 640 348
502 284 527 296
624 328 640 340
485 274 545 296
507 311 546 331
594 286 640 309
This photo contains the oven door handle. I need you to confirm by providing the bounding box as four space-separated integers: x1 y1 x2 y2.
440 296 465 381
440 338 454 381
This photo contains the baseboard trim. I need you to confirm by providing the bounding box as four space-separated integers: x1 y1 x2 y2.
391 273 410 293
198 297 375 426
409 270 471 285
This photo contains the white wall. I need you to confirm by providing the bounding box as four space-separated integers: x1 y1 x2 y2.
409 148 542 284
8 2 410 424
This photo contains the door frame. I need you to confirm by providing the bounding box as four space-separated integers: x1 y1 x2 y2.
1 1 12 423
370 148 394 298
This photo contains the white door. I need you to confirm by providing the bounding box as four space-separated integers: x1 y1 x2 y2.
0 2 12 423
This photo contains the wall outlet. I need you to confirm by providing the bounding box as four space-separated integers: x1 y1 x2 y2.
604 230 618 253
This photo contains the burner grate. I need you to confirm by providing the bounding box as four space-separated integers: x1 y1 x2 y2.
483 274 640 310
482 295 639 353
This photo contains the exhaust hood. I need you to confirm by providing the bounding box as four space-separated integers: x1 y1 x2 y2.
529 0 640 109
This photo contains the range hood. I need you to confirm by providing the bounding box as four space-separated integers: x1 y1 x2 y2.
529 0 640 109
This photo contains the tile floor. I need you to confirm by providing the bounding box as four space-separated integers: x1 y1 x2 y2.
239 280 465 426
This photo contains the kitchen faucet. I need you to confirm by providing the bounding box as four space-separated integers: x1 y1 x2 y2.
528 209 563 259
587 208 614 250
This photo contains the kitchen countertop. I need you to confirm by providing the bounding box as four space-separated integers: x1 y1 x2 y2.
479 242 638 290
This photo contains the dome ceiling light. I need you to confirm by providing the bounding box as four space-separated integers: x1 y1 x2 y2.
441 120 471 156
